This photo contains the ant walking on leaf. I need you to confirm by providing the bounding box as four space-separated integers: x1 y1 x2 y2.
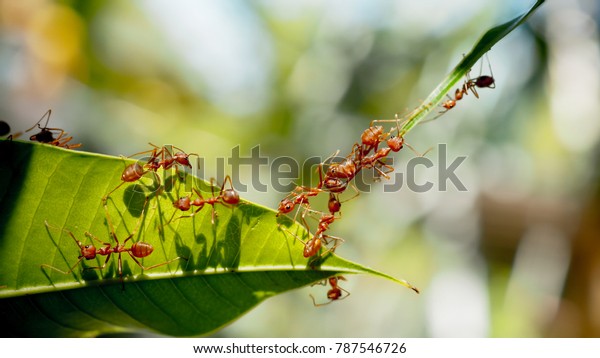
170 175 240 225
102 143 198 204
42 197 186 289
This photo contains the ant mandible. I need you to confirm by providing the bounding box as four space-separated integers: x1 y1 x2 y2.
26 109 81 149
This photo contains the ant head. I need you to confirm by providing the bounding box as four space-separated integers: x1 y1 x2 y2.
326 164 339 178
222 188 240 205
80 244 97 260
387 135 404 152
278 198 295 214
174 152 194 168
174 196 191 211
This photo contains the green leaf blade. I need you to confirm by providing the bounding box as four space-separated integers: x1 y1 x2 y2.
399 0 545 136
0 140 415 336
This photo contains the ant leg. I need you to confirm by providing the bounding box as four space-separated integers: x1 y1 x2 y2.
120 196 149 248
126 252 188 271
318 234 345 258
404 142 433 157
85 231 111 247
127 145 160 160
42 221 92 274
278 224 310 247
81 253 112 272
309 293 334 307
26 109 52 133
41 258 84 275
101 181 125 204
45 220 84 247
103 198 119 244
371 114 409 136
372 160 394 180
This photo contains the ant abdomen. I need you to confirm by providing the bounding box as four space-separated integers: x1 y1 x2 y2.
121 162 146 182
475 75 495 88
222 188 240 205
303 237 321 258
131 242 154 258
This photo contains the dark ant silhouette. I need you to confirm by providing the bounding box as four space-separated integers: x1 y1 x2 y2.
26 109 81 149
310 276 350 306
428 54 496 121
170 175 240 224
462 53 496 98
0 121 11 137
42 198 186 289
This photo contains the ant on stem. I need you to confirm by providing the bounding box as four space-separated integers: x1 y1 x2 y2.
26 109 81 149
309 276 350 306
429 53 496 121
462 53 496 98
42 198 186 289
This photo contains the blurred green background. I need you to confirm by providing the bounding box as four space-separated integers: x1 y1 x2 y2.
1 0 599 337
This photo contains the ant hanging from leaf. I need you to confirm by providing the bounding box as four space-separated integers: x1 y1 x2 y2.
309 276 350 306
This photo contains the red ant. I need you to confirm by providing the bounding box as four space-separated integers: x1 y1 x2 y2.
427 54 496 122
325 123 387 182
310 276 349 306
462 53 496 98
26 109 81 149
277 153 351 219
102 161 159 203
102 143 197 203
299 208 344 258
170 175 240 224
42 198 186 289
131 143 198 176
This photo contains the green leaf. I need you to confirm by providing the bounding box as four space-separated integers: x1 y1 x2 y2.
0 140 416 337
398 0 545 136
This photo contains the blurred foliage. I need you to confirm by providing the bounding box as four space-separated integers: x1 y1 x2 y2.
1 0 599 337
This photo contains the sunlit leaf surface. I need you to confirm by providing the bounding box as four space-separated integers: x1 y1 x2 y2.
0 140 414 337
